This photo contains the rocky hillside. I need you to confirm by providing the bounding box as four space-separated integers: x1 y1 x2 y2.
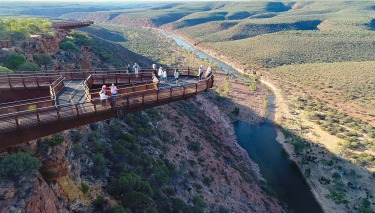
0 93 284 212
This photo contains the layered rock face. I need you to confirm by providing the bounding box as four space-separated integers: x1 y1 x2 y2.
0 173 68 213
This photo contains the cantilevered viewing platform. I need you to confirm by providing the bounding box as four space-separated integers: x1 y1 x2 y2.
51 20 94 30
0 68 214 150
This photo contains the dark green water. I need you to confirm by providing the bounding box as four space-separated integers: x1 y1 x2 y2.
234 120 323 213
163 31 323 213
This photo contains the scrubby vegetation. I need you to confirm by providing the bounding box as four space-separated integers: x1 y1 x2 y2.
0 18 52 42
0 153 41 180
272 62 375 111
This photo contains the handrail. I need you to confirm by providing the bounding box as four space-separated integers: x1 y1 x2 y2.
0 75 213 134
50 76 65 102
0 96 51 107
0 98 52 112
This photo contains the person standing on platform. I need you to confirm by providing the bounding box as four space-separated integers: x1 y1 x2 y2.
99 89 108 107
127 64 132 74
174 69 179 85
110 83 118 101
158 66 163 82
162 69 168 83
205 66 212 78
133 63 139 77
198 65 204 80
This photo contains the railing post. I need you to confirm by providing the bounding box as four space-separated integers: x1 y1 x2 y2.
36 76 40 89
93 104 97 114
36 109 41 125
142 94 145 106
141 74 143 82
127 96 130 108
187 66 190 76
156 90 159 103
74 103 79 117
195 83 198 95
56 106 61 120
182 85 186 98
15 116 20 129
205 79 208 92
8 78 12 89
21 76 26 88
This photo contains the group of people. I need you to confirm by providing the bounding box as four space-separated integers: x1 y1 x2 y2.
127 63 140 77
151 64 180 85
98 64 213 107
198 65 212 80
99 84 118 107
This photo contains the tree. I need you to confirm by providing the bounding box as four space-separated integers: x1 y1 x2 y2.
17 62 41 71
33 54 53 66
4 54 26 70
59 40 79 52
92 153 108 176
0 153 42 180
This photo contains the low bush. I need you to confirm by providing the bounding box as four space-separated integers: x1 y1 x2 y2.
0 153 41 180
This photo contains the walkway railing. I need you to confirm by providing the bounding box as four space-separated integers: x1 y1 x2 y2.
0 75 214 150
0 74 61 90
50 76 65 102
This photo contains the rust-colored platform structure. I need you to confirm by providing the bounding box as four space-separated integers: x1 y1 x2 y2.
52 21 94 30
0 68 214 150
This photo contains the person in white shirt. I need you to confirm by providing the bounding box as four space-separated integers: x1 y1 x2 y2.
133 63 139 77
99 90 108 107
162 69 168 83
110 83 118 101
205 66 212 77
174 69 179 84
198 65 204 80
158 66 163 82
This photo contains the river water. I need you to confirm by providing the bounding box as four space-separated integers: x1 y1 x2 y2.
162 31 322 213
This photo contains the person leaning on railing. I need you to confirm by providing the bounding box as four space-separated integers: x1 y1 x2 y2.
205 66 212 78
99 89 108 107
198 65 204 80
110 83 118 101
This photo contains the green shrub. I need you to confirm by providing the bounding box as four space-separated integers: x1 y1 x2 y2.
92 153 108 176
188 141 201 153
59 40 79 52
81 183 89 194
193 195 207 208
304 168 311 177
231 107 240 116
293 138 305 154
17 62 41 71
33 54 53 66
92 195 105 208
109 173 153 198
328 190 347 204
0 153 41 180
104 206 131 213
122 191 152 211
4 54 26 70
47 135 64 146
0 66 12 73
